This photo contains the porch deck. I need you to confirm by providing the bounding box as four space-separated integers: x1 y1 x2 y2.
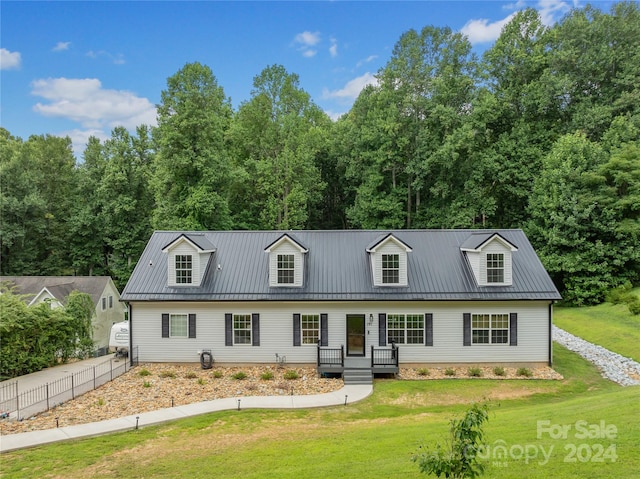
317 344 399 376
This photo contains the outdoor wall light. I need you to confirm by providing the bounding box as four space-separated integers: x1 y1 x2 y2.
368 314 374 325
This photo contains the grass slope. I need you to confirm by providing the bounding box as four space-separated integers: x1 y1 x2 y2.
1 345 638 479
555 288 640 362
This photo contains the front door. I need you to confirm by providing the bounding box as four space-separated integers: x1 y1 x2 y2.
346 314 366 356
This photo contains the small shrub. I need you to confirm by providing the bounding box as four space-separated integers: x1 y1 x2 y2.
159 370 176 379
97 398 105 406
212 370 223 379
197 377 206 385
493 366 506 377
444 368 456 377
283 370 299 380
467 367 482 377
138 368 151 377
142 380 151 388
606 282 634 305
628 300 640 316
261 371 274 380
232 371 247 380
417 368 430 376
517 367 533 378
185 371 197 379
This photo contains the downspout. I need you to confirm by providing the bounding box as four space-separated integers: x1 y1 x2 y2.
128 302 133 367
548 302 553 367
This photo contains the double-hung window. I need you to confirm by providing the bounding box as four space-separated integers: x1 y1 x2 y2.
387 314 424 344
486 253 504 283
301 314 320 344
170 313 188 338
277 254 295 284
382 254 400 284
234 314 252 345
472 314 509 344
175 255 193 284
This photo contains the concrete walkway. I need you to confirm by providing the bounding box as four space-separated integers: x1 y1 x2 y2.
0 384 372 453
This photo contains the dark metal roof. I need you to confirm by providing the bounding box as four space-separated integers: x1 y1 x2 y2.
460 232 518 251
121 230 561 302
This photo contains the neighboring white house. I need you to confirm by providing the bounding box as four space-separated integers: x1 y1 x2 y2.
121 230 561 376
0 276 125 351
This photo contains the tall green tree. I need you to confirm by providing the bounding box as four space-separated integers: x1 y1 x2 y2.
228 64 327 229
152 62 233 230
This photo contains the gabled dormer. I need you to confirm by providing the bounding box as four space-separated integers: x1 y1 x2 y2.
366 233 412 287
264 234 308 288
162 234 216 287
460 233 518 286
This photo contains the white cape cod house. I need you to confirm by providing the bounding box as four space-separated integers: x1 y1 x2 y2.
121 230 561 377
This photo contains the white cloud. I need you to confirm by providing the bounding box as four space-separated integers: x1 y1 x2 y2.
293 31 321 58
329 38 338 58
324 110 346 121
86 50 126 65
58 128 109 159
31 78 157 130
323 72 378 100
52 41 71 52
537 0 573 26
460 13 517 44
294 31 321 47
0 48 21 70
356 55 378 68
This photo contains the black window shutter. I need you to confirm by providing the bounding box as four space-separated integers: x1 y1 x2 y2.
510 313 518 346
293 313 301 346
225 313 233 346
252 313 260 346
463 313 471 346
162 313 169 338
188 313 196 338
379 313 387 346
425 313 433 347
320 313 328 346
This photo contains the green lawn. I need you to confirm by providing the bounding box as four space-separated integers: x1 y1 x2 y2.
2 345 638 479
555 288 640 362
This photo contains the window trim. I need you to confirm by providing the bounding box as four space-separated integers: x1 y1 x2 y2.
169 313 189 338
381 253 400 285
300 314 320 345
486 253 505 284
175 254 193 285
471 313 509 345
277 254 295 285
233 313 252 346
386 313 425 345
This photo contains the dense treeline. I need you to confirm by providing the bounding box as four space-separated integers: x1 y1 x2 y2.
1 3 639 304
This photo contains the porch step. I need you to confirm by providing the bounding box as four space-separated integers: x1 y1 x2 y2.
343 368 373 385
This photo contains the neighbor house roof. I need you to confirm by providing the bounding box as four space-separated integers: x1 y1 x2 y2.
121 230 561 302
0 276 114 307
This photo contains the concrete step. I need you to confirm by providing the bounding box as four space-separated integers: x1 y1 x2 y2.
343 368 373 385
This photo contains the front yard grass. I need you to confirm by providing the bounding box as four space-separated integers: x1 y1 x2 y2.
2 344 638 478
555 289 640 362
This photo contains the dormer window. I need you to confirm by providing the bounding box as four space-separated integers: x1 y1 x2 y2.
486 253 504 283
264 234 308 288
175 255 193 284
162 234 216 287
382 254 400 284
277 254 295 284
460 233 517 287
366 233 412 287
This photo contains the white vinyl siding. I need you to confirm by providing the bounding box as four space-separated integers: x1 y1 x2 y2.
268 241 304 287
130 301 550 364
371 240 408 287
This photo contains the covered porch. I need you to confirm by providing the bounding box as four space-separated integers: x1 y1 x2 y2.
316 344 399 378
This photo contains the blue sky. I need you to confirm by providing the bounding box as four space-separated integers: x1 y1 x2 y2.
1 0 613 157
